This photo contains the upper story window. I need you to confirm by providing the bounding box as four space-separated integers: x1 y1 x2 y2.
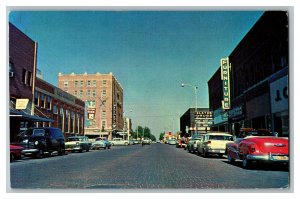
64 81 68 87
102 80 107 86
9 61 14 77
80 80 84 87
74 90 78 96
34 91 39 106
79 90 83 98
47 96 51 110
92 90 96 98
53 105 58 114
40 93 45 108
87 90 91 97
92 80 96 87
102 90 107 97
22 68 32 87
74 81 78 87
87 80 91 87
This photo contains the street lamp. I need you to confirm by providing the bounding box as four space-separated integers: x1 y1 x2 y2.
181 83 198 135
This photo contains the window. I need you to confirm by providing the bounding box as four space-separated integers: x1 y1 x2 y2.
80 80 84 87
92 90 96 98
102 90 106 97
53 105 58 114
64 81 68 87
34 91 39 106
87 80 91 87
101 111 106 119
40 94 45 108
79 90 83 98
92 80 96 87
102 120 106 128
74 81 78 87
9 61 14 77
87 90 91 97
102 80 107 86
47 96 51 110
22 69 26 84
74 90 78 96
27 71 32 86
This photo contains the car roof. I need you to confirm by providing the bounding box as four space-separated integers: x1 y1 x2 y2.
203 132 232 136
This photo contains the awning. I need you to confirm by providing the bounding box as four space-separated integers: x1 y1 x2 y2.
9 109 54 122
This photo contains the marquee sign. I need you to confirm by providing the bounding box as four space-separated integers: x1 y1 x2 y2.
220 57 231 109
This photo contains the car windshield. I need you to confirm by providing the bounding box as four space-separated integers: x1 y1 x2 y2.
19 129 45 137
208 135 232 140
68 137 82 141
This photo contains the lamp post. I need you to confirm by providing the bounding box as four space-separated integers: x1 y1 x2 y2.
181 83 198 135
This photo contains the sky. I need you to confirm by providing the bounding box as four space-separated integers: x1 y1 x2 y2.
9 10 263 139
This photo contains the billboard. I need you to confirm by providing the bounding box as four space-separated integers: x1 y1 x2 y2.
220 57 231 109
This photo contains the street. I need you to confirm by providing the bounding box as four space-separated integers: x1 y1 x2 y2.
10 143 289 190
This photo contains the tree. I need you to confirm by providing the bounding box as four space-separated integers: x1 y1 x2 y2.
159 132 165 141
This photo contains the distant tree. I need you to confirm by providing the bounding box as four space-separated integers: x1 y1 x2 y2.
159 132 164 141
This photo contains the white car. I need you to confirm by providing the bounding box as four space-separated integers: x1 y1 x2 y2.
110 138 129 146
187 135 202 153
65 136 90 153
197 132 233 158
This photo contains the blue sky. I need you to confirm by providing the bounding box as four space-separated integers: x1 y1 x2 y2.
9 10 263 138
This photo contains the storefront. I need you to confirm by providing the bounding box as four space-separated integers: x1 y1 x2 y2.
270 75 289 137
228 105 245 135
211 108 229 132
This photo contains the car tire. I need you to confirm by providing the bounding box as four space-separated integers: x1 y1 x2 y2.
242 155 252 169
35 149 44 159
203 149 209 158
227 153 235 164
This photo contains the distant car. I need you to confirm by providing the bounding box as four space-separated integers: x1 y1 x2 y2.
18 127 65 158
176 138 187 148
94 137 111 149
142 138 151 145
10 144 24 161
197 132 233 158
187 135 202 153
110 138 129 146
91 139 110 150
65 136 90 153
226 129 289 169
129 140 135 145
168 138 177 145
132 139 140 144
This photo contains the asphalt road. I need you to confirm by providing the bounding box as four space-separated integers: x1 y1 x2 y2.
9 143 290 190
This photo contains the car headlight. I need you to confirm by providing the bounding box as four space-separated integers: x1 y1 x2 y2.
76 142 80 146
34 141 39 145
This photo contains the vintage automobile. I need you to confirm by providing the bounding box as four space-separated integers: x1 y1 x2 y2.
197 132 233 158
91 137 111 150
186 134 202 153
65 136 90 153
168 138 177 145
176 137 187 148
10 144 24 161
17 127 65 158
110 138 129 146
142 138 151 145
226 129 289 169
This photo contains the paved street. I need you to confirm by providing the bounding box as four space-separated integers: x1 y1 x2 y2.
10 143 289 190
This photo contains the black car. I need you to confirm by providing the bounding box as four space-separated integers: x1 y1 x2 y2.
18 127 65 158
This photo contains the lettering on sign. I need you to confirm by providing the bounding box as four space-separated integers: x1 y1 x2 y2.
220 57 231 109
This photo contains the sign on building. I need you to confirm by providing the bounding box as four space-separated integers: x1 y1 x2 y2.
16 99 29 110
220 57 231 109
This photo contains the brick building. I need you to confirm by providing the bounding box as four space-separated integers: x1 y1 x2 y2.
9 23 53 142
57 72 124 140
208 11 289 137
35 77 85 137
180 108 213 137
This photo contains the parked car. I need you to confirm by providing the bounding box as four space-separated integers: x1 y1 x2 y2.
65 136 90 153
91 138 111 150
132 139 140 144
226 129 289 169
197 132 233 158
10 144 24 161
94 137 111 149
17 127 65 158
187 135 202 153
142 138 151 145
168 138 177 145
110 138 129 146
176 137 187 148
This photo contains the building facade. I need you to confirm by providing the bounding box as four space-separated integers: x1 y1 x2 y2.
208 11 289 137
9 22 86 141
57 72 124 140
180 108 213 137
35 77 85 137
9 23 52 142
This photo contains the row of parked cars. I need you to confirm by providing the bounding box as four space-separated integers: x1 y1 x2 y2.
173 129 289 169
9 127 145 162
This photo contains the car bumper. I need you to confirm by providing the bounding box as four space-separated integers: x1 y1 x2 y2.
207 149 225 154
21 148 39 155
247 154 289 162
65 146 82 151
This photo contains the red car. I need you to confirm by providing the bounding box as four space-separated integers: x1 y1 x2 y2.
10 144 24 161
226 129 289 169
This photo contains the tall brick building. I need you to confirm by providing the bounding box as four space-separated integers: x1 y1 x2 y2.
57 72 124 140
